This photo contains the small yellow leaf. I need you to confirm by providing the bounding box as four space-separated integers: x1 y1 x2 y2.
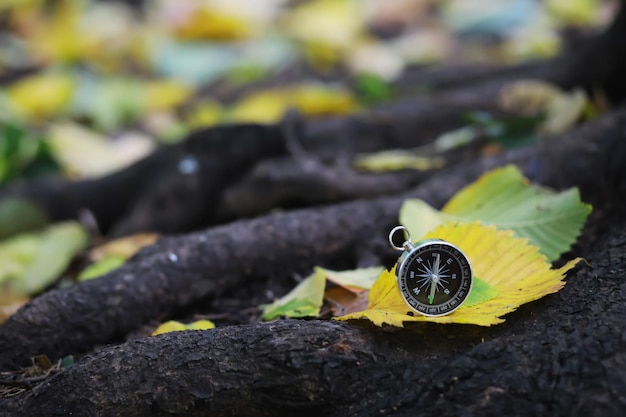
354 150 445 172
173 8 252 41
185 100 223 129
229 84 358 124
152 320 187 336
545 0 601 26
6 73 75 120
186 319 216 331
228 90 287 124
143 80 193 112
47 123 125 178
291 85 358 117
284 0 363 49
337 222 580 327
151 319 216 336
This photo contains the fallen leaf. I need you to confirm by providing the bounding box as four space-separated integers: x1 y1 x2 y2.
173 7 252 41
47 123 154 179
354 150 445 172
0 221 89 295
0 199 48 240
400 165 591 260
184 100 223 129
5 72 75 120
152 319 216 336
324 286 369 316
261 270 326 320
78 233 159 281
284 0 363 49
0 291 29 325
337 221 580 326
143 79 193 112
545 0 601 26
317 266 384 294
78 256 125 281
229 84 358 124
499 79 588 134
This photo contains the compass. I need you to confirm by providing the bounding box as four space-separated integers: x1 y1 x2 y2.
388 226 473 317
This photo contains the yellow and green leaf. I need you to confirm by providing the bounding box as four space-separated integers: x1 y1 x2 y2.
337 221 580 327
0 221 89 295
261 269 326 320
400 165 591 260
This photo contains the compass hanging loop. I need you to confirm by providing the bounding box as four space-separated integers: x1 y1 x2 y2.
388 225 414 252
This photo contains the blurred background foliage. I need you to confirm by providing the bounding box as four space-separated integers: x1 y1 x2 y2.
0 0 616 183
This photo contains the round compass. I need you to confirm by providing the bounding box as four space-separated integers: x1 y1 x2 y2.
388 226 473 317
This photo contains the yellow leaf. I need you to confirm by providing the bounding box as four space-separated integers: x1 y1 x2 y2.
503 23 561 62
354 150 445 172
284 0 363 49
152 319 216 336
185 100 223 129
186 320 216 331
337 222 580 327
6 73 75 120
174 7 252 41
28 0 86 63
144 80 193 112
151 320 187 336
229 90 289 124
47 123 125 179
229 84 358 124
291 85 358 116
545 0 601 26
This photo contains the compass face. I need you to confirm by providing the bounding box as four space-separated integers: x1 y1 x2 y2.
396 240 472 317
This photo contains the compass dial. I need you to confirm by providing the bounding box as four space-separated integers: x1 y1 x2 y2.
395 240 472 317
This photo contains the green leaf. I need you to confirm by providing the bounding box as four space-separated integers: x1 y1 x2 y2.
355 73 394 104
465 111 543 148
400 165 591 261
78 255 125 281
0 199 48 240
261 270 326 320
0 222 89 295
354 150 445 172
0 122 58 184
60 355 74 368
464 276 499 307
